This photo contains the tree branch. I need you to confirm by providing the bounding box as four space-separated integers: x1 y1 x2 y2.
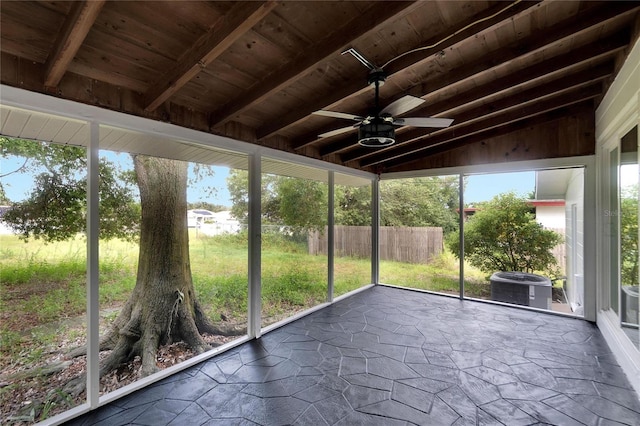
0 157 30 178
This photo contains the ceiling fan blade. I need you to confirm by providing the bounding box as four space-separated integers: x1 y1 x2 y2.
394 117 454 128
313 110 363 121
381 95 425 117
318 126 357 138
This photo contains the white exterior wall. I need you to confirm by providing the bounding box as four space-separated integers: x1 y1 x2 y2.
595 36 640 397
564 168 585 312
536 205 566 229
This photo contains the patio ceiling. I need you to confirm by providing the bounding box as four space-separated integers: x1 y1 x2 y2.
1 1 639 174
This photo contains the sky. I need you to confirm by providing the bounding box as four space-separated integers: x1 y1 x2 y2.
2 153 638 206
464 171 534 204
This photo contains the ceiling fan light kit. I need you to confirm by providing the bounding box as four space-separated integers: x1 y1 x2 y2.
358 118 395 147
314 49 453 148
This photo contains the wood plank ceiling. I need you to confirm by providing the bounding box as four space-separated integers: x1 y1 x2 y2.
1 1 639 174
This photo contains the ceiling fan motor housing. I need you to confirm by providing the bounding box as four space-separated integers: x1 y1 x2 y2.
358 118 395 147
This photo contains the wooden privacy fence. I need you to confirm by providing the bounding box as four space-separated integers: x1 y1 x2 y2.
308 226 443 264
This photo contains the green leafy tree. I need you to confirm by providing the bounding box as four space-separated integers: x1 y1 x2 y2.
187 202 227 212
1 137 241 396
621 185 638 286
380 177 459 232
1 137 139 240
277 177 327 232
335 184 371 226
0 186 9 205
447 192 562 275
227 169 280 224
227 174 461 231
228 170 330 231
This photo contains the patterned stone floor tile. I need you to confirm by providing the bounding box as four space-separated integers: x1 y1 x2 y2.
399 376 453 394
458 371 502 406
450 351 484 370
292 406 329 425
332 410 408 426
408 362 461 384
391 381 435 413
550 377 599 395
166 402 210 426
195 383 246 418
594 382 640 413
91 402 154 426
342 384 389 409
293 384 340 403
569 394 640 425
343 372 394 391
403 346 429 364
201 418 257 426
247 396 309 426
438 386 481 421
510 398 595 426
133 399 190 426
367 356 421 381
498 381 560 401
312 394 352 425
65 286 639 426
538 394 600 425
464 365 519 386
479 399 536 426
358 399 432 424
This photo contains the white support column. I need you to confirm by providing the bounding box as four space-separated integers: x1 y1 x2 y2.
248 153 262 338
583 159 597 322
371 177 380 285
327 171 335 302
459 174 465 300
86 122 100 407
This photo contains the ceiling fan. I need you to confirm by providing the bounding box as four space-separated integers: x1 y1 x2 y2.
313 49 453 148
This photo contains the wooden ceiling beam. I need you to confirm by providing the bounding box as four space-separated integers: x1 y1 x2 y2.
381 102 594 172
343 69 610 164
341 60 617 164
144 1 278 112
319 30 628 158
44 0 106 88
208 1 420 129
262 1 638 141
294 3 634 154
257 0 539 140
357 83 603 168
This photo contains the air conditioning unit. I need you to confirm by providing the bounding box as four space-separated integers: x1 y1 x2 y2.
621 285 639 325
490 272 552 310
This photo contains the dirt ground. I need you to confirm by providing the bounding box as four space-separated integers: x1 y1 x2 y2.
0 331 235 424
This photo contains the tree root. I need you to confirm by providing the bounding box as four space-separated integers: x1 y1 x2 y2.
62 296 246 398
194 300 247 336
2 361 73 382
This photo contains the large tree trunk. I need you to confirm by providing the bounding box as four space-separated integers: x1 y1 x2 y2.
66 156 243 395
109 155 206 376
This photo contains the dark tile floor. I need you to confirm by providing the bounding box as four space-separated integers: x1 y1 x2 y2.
66 286 640 426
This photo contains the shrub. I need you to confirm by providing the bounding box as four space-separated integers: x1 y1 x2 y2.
447 192 562 276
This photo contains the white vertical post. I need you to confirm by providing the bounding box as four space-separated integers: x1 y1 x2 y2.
327 171 335 302
371 177 380 285
86 122 100 407
248 153 262 338
459 174 465 300
583 159 597 321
